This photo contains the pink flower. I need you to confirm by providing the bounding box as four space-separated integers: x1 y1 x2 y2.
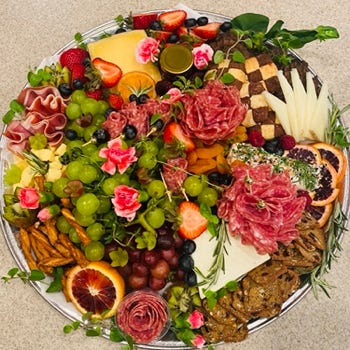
18 188 40 209
192 43 214 69
192 334 205 348
135 37 160 64
188 310 204 329
99 137 137 175
37 205 60 222
112 185 142 222
161 87 183 104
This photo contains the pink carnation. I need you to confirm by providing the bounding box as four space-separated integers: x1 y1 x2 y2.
112 185 142 222
18 188 40 209
188 310 204 329
99 137 137 175
135 37 160 64
161 87 183 104
37 205 60 222
192 43 214 69
192 334 205 348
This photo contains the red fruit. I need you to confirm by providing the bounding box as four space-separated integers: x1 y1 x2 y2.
192 22 221 40
151 30 172 42
279 134 296 150
158 10 187 31
86 89 102 100
178 201 208 239
132 12 158 29
108 93 124 110
59 48 88 70
71 64 86 83
163 122 195 152
92 58 122 88
248 129 265 147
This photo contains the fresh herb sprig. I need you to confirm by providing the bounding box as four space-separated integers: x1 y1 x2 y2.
1 267 45 283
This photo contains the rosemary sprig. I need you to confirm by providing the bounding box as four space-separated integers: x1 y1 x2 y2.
22 150 49 175
309 201 347 298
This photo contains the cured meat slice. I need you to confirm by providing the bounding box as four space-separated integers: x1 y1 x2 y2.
116 290 169 343
162 158 188 192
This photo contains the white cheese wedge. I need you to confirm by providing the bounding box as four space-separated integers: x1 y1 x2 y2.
192 230 270 298
87 30 161 83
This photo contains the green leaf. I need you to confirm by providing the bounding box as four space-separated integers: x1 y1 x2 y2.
232 50 245 63
213 50 225 64
2 110 15 124
86 327 101 337
109 248 128 267
316 25 339 40
220 72 235 84
7 267 19 278
46 267 63 292
28 269 46 281
109 326 125 342
225 280 238 291
150 113 162 126
9 99 24 113
231 13 270 33
135 231 157 250
265 19 284 39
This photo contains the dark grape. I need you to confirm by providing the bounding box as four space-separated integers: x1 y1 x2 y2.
117 263 132 278
65 129 78 141
178 254 194 272
149 20 162 30
208 171 221 184
184 18 197 28
156 234 174 249
132 262 149 277
58 83 72 97
128 249 142 263
185 270 197 286
220 21 232 32
197 16 208 26
181 239 196 255
167 33 179 43
104 107 115 117
128 274 148 290
148 276 166 291
92 128 110 144
152 118 164 131
167 252 179 269
142 250 160 268
150 259 170 279
155 80 173 96
160 247 176 262
72 78 84 90
123 124 137 140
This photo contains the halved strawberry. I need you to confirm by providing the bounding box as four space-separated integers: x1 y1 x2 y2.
192 22 221 40
60 48 88 70
132 12 158 29
149 30 172 42
108 93 123 110
92 58 122 88
86 89 102 100
158 10 187 31
178 201 208 239
163 122 195 152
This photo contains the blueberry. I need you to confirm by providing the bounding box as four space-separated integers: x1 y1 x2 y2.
92 128 110 144
152 118 164 131
72 78 84 90
123 124 137 140
149 20 162 30
181 240 196 255
65 129 78 141
179 254 194 272
58 83 72 97
208 171 221 184
167 33 179 43
220 21 232 32
185 270 197 286
129 94 138 103
104 107 115 117
221 174 233 186
137 94 149 104
184 18 197 28
197 16 209 26
263 138 279 153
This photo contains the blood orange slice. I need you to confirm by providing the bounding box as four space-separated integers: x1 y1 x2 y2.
287 144 322 165
308 203 333 228
65 261 125 318
313 142 347 184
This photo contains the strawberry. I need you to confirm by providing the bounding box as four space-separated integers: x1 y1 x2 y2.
150 30 172 42
92 58 122 88
132 12 158 29
158 10 187 31
163 122 195 152
178 201 208 239
59 48 88 70
70 63 86 84
108 93 123 110
86 89 102 100
192 22 221 40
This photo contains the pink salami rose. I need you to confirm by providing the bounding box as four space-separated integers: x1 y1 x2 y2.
135 37 160 64
99 137 137 175
192 334 205 348
112 185 141 222
18 188 40 209
188 310 204 329
192 43 214 69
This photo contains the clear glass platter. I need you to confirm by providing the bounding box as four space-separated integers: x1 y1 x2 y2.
0 9 349 349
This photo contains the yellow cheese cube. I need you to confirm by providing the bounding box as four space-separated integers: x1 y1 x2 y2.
32 148 55 162
87 30 161 83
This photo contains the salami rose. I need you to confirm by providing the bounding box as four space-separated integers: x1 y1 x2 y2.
217 164 306 254
116 290 169 343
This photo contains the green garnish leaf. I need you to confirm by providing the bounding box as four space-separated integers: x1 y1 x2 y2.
46 267 63 293
109 326 125 342
29 270 46 281
109 247 128 267
135 231 157 250
2 99 25 124
316 25 339 40
1 268 45 283
74 32 87 49
231 13 270 33
232 50 245 63
213 50 225 64
220 72 235 84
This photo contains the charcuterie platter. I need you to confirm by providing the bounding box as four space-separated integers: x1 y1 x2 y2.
1 5 349 349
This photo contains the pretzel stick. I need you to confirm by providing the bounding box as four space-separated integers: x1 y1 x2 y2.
58 233 89 267
19 228 38 270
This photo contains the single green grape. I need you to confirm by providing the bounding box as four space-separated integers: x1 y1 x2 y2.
66 102 82 120
66 139 84 152
83 125 98 142
4 164 22 185
90 149 105 163
145 207 165 229
55 216 71 234
71 89 86 104
79 164 100 184
84 241 105 261
147 179 166 198
82 143 97 156
97 100 109 115
183 176 204 197
68 227 81 244
28 133 48 150
86 222 104 241
112 173 130 185
65 160 84 180
102 177 120 195
76 193 100 215
142 140 159 155
96 196 112 214
52 177 70 198
198 187 218 207
92 114 106 127
137 152 157 169
80 97 100 116
72 208 96 227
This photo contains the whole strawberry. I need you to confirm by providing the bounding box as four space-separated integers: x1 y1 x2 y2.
86 89 102 100
60 48 88 70
108 94 123 110
70 64 86 85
